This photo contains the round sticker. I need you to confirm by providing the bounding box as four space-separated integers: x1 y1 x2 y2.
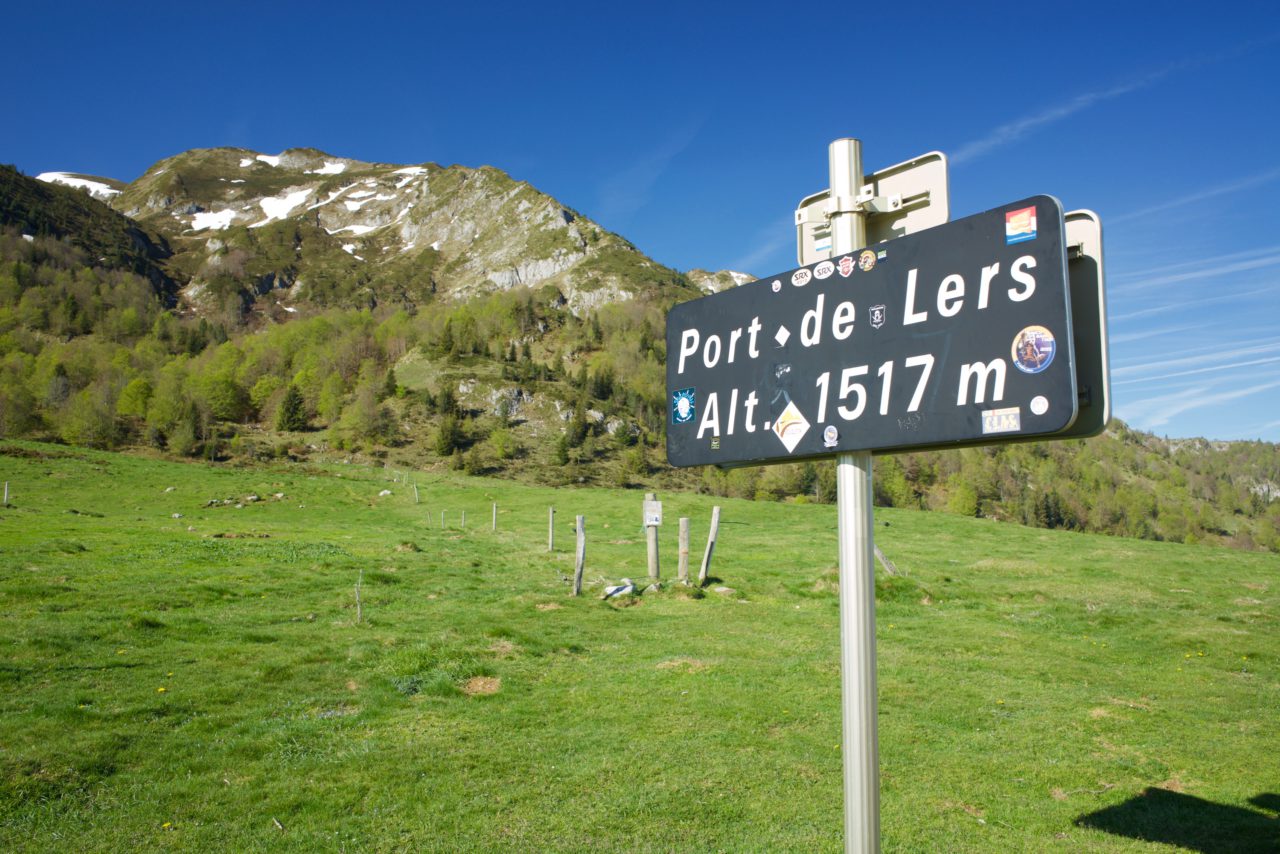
814 260 835 280
822 425 839 448
858 250 876 271
791 268 811 287
771 279 782 293
1012 326 1056 374
1030 395 1049 415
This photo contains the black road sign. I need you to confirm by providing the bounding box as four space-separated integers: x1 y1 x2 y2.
666 196 1078 467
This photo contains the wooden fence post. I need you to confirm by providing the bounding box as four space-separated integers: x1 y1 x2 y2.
678 517 690 584
413 483 419 504
461 510 466 529
355 568 364 624
2 482 7 507
644 492 660 582
548 507 555 552
573 515 586 596
492 502 497 532
698 506 721 587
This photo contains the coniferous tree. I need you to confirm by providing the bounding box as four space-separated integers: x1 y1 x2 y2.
275 385 307 431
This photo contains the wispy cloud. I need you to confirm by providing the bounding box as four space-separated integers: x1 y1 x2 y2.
1113 251 1280 293
1113 355 1280 386
595 123 700 225
1110 167 1280 224
950 69 1174 165
1108 245 1280 284
1112 339 1280 378
727 216 795 275
1239 416 1280 436
1110 285 1275 321
1125 378 1280 429
951 33 1280 166
1108 323 1198 345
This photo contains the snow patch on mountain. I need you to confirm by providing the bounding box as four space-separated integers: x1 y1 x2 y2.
394 168 428 189
36 172 121 201
308 161 347 175
253 189 313 227
191 209 237 231
308 186 354 210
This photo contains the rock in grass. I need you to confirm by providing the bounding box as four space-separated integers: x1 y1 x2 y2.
603 579 635 599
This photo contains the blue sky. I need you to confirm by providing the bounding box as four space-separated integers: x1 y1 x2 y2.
6 1 1279 442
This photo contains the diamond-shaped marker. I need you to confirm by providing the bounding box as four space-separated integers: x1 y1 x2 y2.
772 401 809 453
774 325 791 347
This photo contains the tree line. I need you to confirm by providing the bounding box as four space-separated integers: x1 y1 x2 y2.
1 226 1276 552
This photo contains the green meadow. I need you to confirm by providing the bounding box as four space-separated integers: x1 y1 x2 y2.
0 441 1276 852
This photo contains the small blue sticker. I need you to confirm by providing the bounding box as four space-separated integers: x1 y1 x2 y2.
672 388 696 424
1011 325 1056 374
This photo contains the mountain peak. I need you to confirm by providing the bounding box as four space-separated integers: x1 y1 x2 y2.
66 147 700 320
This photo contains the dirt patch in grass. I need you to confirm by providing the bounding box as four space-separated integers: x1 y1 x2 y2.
1108 696 1152 710
462 676 501 696
656 657 711 673
489 639 518 657
535 603 562 611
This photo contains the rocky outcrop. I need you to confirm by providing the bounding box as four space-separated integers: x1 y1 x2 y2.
687 268 756 293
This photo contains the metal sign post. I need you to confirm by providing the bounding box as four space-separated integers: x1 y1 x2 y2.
825 139 880 854
664 137 1108 853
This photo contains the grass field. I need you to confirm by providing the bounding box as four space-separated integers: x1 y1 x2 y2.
0 441 1276 852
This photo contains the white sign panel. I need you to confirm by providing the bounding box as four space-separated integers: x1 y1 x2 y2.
796 151 949 265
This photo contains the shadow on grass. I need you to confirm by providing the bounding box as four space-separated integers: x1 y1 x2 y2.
1076 788 1279 853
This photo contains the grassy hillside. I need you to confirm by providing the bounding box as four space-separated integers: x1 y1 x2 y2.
0 166 175 295
1 442 1276 851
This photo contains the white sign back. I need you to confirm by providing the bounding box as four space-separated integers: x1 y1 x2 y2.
796 151 949 265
